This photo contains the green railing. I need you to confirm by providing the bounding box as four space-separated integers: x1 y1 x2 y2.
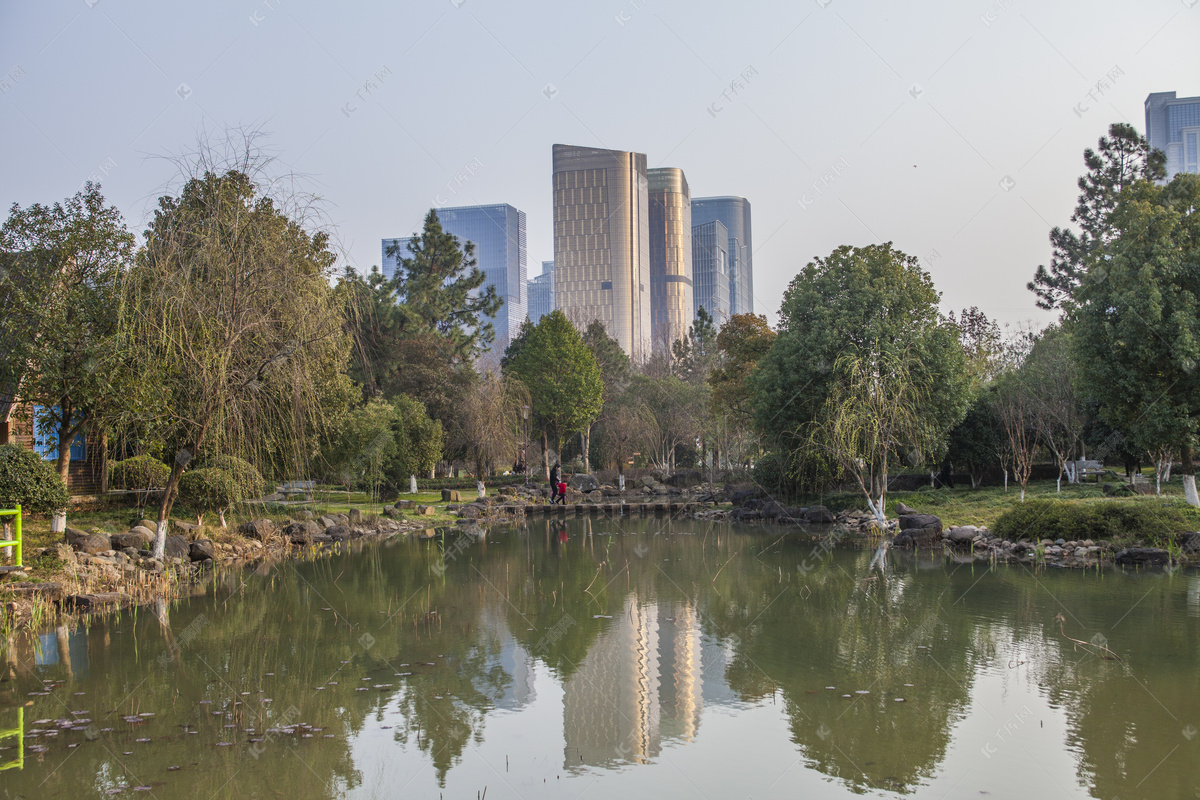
0 504 21 567
0 707 22 772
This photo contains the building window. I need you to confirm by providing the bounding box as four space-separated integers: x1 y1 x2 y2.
32 406 86 462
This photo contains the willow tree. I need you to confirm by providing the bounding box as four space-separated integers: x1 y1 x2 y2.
454 371 529 480
125 160 350 558
813 348 937 528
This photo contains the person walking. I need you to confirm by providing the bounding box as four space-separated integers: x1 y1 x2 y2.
549 462 561 503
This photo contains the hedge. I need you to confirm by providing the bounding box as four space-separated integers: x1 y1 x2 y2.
110 455 171 491
206 454 266 499
993 498 1200 544
0 443 70 516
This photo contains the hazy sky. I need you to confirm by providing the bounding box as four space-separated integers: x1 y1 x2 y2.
2 0 1197 329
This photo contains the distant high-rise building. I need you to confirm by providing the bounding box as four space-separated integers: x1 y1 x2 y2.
527 261 556 325
648 167 694 352
691 220 730 325
552 144 651 362
382 203 527 351
691 196 753 316
1146 91 1200 180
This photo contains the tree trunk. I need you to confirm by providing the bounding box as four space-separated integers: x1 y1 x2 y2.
154 450 191 559
1183 444 1199 508
98 429 109 493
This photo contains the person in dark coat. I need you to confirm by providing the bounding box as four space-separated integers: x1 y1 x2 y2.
549 462 561 503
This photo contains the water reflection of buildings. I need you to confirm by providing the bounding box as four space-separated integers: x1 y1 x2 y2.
475 607 536 712
564 597 728 769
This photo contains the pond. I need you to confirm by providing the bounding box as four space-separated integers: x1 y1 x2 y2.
2 518 1199 799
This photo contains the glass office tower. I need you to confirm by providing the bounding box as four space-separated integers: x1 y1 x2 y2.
382 203 527 351
552 143 651 362
648 167 694 353
1146 91 1200 180
691 220 730 326
690 196 753 316
527 261 556 324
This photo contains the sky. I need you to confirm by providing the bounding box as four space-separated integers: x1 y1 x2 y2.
2 0 1197 330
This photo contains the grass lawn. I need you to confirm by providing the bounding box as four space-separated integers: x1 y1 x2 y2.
809 470 1197 532
14 489 464 551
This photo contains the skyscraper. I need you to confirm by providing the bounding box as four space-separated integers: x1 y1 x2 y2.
382 203 527 351
692 220 730 325
648 167 694 352
527 261 555 325
1146 91 1200 180
691 196 753 316
552 144 651 362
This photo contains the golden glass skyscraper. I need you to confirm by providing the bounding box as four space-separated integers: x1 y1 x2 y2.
648 167 693 354
552 144 651 362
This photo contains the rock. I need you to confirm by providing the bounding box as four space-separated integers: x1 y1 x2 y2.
137 518 157 532
1177 532 1200 554
171 520 200 536
727 489 760 507
326 525 352 541
896 502 919 516
111 530 152 550
395 499 415 509
665 470 703 488
64 527 90 545
570 474 600 492
189 539 216 562
458 504 484 519
348 509 363 525
442 489 461 502
1114 547 1171 567
898 513 942 533
319 516 338 529
382 506 402 518
416 505 436 516
75 533 111 555
163 535 191 559
893 526 942 547
731 507 761 522
239 519 278 541
803 505 836 525
284 520 323 544
946 526 979 545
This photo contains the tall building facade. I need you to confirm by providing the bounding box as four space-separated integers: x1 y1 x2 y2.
527 261 556 325
691 196 753 316
1146 91 1200 180
552 144 651 362
691 220 730 325
382 203 527 351
648 167 694 352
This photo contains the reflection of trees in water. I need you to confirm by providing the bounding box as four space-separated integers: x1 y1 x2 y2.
5 524 1200 799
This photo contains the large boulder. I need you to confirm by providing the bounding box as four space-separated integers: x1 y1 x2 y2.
441 489 461 502
899 513 942 533
803 505 835 525
760 500 789 520
570 474 600 492
896 502 919 516
111 529 153 550
665 470 703 488
348 508 363 525
74 533 112 555
1115 547 1171 567
189 539 216 562
284 520 323 544
727 489 760 507
64 527 90 546
382 506 403 518
164 535 191 559
326 525 352 541
458 504 485 519
945 526 980 545
416 505 437 516
893 527 943 548
319 516 338 529
171 519 201 537
239 519 278 541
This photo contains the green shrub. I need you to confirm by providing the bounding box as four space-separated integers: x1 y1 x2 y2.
109 454 171 491
206 454 266 499
993 498 1200 544
177 468 240 526
752 452 787 495
0 443 70 516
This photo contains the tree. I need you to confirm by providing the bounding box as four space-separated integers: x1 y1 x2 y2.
947 307 1002 388
125 160 351 558
386 210 502 360
1029 123 1166 310
945 385 1005 489
671 306 719 386
0 443 69 518
629 373 707 471
596 389 657 475
0 183 137 512
580 320 630 469
1069 173 1200 506
994 369 1037 502
454 371 528 479
711 314 776 469
812 348 938 527
503 311 603 469
1024 327 1086 490
324 398 401 499
390 394 444 482
751 243 969 488
177 467 240 528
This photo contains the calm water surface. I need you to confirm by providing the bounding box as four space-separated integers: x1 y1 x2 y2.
2 519 1199 799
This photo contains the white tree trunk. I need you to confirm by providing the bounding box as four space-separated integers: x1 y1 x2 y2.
1185 475 1200 508
1004 470 1008 492
1056 475 1061 494
1020 486 1026 502
153 519 169 559
410 475 418 493
50 512 66 534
